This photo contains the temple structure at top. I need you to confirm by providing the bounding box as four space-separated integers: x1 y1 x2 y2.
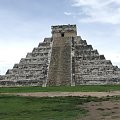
0 24 120 87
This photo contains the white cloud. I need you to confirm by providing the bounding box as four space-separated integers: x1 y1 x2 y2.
71 0 120 24
105 53 120 63
64 12 72 16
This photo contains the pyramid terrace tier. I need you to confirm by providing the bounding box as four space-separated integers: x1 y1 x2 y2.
75 60 112 65
26 52 49 58
12 63 48 69
5 73 46 79
6 67 47 75
20 57 49 64
32 47 51 53
75 50 99 56
0 79 44 86
75 55 105 60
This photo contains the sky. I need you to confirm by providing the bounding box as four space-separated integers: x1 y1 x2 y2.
0 0 120 75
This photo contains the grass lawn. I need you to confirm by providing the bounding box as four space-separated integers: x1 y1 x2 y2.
0 95 120 120
0 85 120 93
0 95 89 120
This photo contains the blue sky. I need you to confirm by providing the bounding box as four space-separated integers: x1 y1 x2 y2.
0 0 120 74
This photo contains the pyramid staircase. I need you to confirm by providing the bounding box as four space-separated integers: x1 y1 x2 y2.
47 37 72 86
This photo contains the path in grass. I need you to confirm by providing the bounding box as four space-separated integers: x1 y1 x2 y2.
2 91 120 97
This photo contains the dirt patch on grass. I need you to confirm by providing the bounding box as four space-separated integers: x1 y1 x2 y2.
78 99 120 120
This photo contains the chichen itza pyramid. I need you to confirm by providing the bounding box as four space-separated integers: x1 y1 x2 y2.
0 24 120 87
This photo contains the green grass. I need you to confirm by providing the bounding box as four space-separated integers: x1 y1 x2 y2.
0 85 120 93
0 95 119 120
0 95 90 120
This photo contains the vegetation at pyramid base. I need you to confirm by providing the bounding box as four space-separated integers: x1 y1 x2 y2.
0 85 120 93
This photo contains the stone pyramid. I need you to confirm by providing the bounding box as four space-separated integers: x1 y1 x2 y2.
0 24 120 87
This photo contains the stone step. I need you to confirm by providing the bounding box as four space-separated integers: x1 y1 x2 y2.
38 42 51 47
32 47 51 53
75 45 93 50
26 52 49 58
43 38 52 43
0 79 44 86
75 50 99 55
75 60 112 65
75 55 105 60
5 74 46 80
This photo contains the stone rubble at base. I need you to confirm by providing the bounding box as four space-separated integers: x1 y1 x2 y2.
0 24 120 87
